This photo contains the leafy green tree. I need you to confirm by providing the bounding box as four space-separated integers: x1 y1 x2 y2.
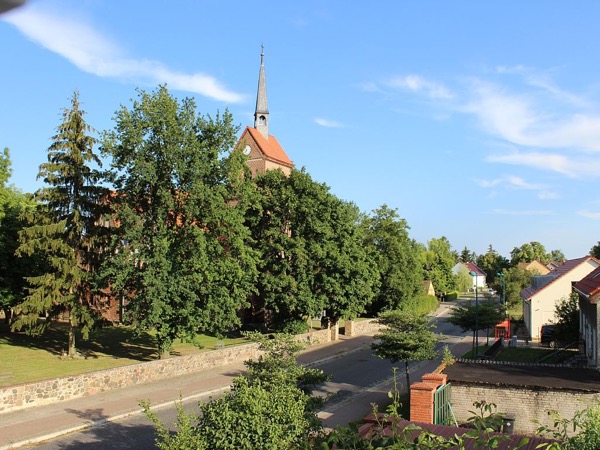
0 187 38 325
361 205 422 314
101 86 258 357
476 245 509 286
371 310 438 389
449 300 504 351
590 241 600 259
554 293 579 343
13 92 108 356
455 264 473 293
502 266 534 310
247 168 376 330
0 148 39 325
422 236 457 294
548 249 565 263
510 241 548 265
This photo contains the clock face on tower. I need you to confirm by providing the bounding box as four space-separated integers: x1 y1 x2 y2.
243 145 251 155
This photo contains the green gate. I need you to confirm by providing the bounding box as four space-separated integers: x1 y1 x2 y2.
433 382 457 426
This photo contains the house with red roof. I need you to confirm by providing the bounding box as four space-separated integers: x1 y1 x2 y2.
452 262 486 291
235 50 293 177
520 256 600 340
574 266 600 367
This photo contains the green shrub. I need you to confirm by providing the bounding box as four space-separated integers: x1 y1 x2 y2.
446 291 459 301
398 294 438 315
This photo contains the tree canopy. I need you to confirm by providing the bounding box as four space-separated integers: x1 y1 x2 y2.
372 310 438 388
422 236 457 294
101 86 258 356
361 205 422 314
246 168 377 331
510 241 548 265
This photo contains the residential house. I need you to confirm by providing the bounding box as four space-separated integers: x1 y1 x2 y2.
520 256 600 340
573 266 600 368
451 262 486 290
518 260 551 275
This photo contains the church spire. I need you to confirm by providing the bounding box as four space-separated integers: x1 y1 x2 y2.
254 45 269 138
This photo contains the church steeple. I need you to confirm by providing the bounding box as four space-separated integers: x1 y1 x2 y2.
254 46 269 139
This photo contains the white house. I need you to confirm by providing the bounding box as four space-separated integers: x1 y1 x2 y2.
520 256 600 340
574 266 600 367
452 262 486 291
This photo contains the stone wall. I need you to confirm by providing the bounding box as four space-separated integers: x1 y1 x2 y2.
451 383 600 435
345 319 382 336
0 327 332 415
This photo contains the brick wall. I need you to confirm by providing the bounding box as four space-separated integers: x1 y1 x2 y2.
451 383 600 435
0 327 332 415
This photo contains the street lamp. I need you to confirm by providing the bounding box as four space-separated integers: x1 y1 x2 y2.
497 272 506 316
469 270 479 358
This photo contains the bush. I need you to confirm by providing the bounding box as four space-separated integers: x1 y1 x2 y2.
446 291 459 301
398 294 438 315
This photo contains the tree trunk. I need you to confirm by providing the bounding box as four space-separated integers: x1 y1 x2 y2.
2 307 11 325
68 317 76 357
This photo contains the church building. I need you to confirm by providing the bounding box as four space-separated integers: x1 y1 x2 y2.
237 50 294 177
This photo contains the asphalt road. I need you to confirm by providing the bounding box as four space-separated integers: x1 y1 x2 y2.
29 303 470 449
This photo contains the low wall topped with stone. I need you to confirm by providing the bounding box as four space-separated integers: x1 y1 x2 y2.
0 327 334 415
345 319 382 336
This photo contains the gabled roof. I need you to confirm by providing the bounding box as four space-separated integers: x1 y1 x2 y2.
520 256 600 300
241 126 293 167
518 260 550 275
574 265 600 303
464 261 486 276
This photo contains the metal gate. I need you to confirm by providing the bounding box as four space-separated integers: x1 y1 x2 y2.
433 382 457 426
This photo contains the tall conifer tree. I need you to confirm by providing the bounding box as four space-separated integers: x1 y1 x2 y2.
14 92 108 356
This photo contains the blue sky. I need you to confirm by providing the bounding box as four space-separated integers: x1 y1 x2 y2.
2 1 600 260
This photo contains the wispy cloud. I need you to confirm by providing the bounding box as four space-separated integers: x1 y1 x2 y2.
493 209 554 216
578 210 600 220
476 175 558 200
386 75 454 99
486 151 600 178
314 117 344 128
464 79 600 152
3 5 244 103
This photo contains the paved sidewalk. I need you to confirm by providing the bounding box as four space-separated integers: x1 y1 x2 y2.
0 334 373 450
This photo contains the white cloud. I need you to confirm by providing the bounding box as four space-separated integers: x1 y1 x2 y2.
314 117 344 128
465 79 600 152
3 5 244 103
493 209 554 216
578 210 600 220
476 175 558 199
487 150 600 178
386 75 454 99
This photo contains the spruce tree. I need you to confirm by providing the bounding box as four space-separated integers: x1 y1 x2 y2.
14 92 107 356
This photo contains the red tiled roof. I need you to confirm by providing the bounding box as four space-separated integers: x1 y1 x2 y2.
574 265 600 301
464 262 486 276
243 126 293 167
520 256 600 300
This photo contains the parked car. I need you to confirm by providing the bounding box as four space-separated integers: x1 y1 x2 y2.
540 324 559 349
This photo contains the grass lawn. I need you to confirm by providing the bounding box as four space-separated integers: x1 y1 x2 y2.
0 322 248 387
